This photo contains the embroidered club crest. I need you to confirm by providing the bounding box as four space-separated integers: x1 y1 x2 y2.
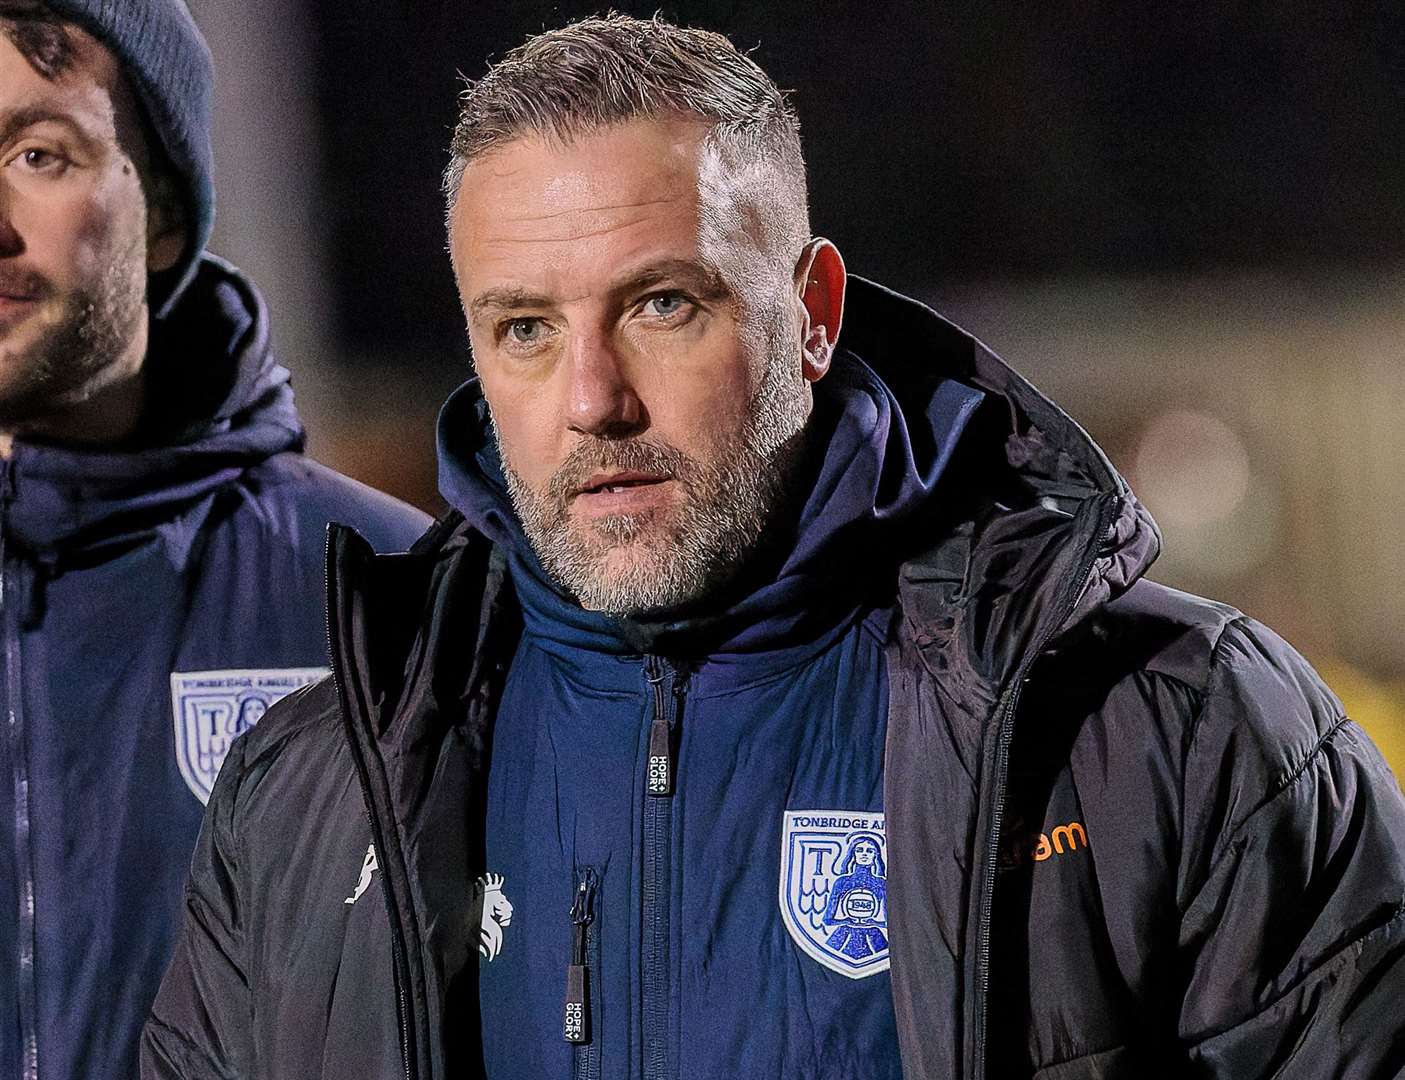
170 668 328 804
780 809 889 978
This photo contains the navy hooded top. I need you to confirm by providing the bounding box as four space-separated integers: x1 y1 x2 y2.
0 256 429 1080
437 351 983 1079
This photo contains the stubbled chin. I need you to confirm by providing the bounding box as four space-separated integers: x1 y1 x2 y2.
574 507 673 552
583 540 680 608
0 321 42 365
0 337 49 409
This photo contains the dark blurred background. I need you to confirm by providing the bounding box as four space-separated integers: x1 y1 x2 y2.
188 1 1405 773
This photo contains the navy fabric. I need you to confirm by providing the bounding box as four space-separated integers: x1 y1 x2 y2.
437 352 983 1078
0 255 429 1080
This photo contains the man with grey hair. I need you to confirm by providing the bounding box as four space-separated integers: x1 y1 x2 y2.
145 13 1405 1080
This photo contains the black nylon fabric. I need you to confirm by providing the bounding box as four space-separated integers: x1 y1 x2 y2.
143 278 1405 1080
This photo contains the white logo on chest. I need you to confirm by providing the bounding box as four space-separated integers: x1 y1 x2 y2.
344 844 378 905
474 873 514 962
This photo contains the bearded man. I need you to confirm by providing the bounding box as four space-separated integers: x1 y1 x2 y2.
0 2 427 1077
144 13 1405 1080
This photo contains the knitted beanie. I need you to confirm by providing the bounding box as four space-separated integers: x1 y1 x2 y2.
43 0 214 317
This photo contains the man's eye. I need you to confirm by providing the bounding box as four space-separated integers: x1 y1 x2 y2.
642 293 689 318
18 147 65 172
504 318 545 344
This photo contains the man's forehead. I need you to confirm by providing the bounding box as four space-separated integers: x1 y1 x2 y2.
0 17 121 95
450 119 771 292
456 120 709 224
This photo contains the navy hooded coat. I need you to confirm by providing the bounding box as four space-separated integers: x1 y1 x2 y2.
0 257 429 1080
142 278 1405 1080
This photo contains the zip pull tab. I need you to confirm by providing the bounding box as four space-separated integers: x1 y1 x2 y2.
564 963 587 1044
564 869 595 1044
645 659 672 796
647 713 672 796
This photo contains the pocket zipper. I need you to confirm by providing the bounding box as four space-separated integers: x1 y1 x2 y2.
564 867 597 1044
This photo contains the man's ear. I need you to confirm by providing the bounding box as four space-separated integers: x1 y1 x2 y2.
146 177 186 274
792 238 845 383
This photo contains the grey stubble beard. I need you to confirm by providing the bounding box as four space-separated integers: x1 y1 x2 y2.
498 342 809 616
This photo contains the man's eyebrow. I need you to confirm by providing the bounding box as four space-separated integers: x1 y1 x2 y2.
613 259 730 301
468 287 553 322
467 260 731 323
0 104 87 149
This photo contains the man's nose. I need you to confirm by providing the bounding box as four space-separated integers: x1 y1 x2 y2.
564 332 647 440
0 189 24 258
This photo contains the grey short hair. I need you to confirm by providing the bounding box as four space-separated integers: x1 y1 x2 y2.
443 12 810 261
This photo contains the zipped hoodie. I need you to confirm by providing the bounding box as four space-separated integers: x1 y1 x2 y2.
437 351 983 1079
143 277 1405 1080
0 255 429 1080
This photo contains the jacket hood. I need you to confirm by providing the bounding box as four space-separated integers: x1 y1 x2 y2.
436 342 985 660
2 255 304 555
837 277 1161 697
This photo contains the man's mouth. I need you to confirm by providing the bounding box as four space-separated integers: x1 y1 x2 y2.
0 293 40 325
575 470 671 497
0 269 49 306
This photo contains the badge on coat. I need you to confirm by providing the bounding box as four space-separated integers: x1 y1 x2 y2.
473 873 514 962
170 668 328 804
779 810 889 978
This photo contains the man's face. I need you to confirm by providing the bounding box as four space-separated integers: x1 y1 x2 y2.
0 22 175 432
449 119 816 614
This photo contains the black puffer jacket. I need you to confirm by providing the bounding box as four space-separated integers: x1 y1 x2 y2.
141 279 1405 1079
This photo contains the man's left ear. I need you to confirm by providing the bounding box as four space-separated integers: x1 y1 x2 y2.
793 238 845 383
146 181 187 274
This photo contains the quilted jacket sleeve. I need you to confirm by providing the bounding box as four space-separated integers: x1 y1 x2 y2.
1176 617 1405 1076
140 734 253 1079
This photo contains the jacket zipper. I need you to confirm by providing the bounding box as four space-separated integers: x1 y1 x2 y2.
642 656 685 1080
970 494 1118 1080
567 867 600 1080
2 464 39 1080
323 527 415 1080
645 658 673 796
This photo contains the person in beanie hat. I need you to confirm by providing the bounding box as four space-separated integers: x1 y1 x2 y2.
0 2 429 1077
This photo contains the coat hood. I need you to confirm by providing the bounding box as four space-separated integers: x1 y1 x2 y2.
2 255 304 555
838 277 1161 698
